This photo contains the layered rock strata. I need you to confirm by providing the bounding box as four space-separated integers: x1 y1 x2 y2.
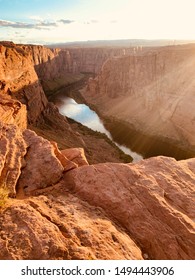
0 122 78 197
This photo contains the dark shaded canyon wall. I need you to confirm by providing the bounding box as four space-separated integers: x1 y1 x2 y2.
9 43 135 100
0 42 132 164
24 45 134 80
85 44 195 151
0 42 111 122
0 42 47 123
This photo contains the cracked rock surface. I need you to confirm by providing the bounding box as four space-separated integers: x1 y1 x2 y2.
0 194 143 260
64 156 195 259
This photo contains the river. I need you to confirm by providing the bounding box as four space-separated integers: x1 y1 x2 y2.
51 95 143 162
51 88 195 162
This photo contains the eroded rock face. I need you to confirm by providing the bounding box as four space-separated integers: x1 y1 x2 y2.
84 44 195 152
51 141 78 171
26 45 133 79
17 129 64 195
0 42 47 123
0 194 143 260
64 156 195 260
0 123 27 197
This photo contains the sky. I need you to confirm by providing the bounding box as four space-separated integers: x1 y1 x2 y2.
0 0 195 44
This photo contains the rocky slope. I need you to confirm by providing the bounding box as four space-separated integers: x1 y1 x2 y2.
0 105 142 260
84 44 195 153
0 118 194 259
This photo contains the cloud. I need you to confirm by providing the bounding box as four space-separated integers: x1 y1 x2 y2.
0 19 36 29
37 21 57 27
0 19 57 30
58 19 74 24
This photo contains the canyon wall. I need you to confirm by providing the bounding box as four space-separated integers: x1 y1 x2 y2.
29 46 132 77
0 41 133 114
22 44 134 94
85 44 195 152
0 41 133 164
0 42 47 123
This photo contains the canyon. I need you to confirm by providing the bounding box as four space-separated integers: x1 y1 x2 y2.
0 41 194 260
84 44 195 155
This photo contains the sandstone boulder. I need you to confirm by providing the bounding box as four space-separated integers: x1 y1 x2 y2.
17 129 64 195
0 122 79 197
61 148 89 167
51 141 78 171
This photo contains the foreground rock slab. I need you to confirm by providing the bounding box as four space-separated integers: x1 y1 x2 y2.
64 156 195 260
0 194 143 260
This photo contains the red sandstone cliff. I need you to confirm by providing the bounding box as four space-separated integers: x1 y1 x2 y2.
22 44 134 94
0 93 194 260
0 42 47 123
84 44 195 152
0 41 133 164
0 42 131 120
